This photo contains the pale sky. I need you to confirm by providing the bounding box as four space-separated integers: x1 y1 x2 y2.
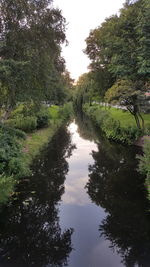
54 0 125 81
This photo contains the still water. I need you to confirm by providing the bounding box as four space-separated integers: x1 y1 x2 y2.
0 116 150 267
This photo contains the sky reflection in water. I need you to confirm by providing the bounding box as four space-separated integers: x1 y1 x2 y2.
61 122 98 206
60 121 124 267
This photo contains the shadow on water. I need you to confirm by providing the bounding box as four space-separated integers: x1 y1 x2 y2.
0 113 150 267
0 126 75 267
77 113 150 267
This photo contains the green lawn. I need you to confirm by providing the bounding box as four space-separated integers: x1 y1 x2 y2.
101 106 150 128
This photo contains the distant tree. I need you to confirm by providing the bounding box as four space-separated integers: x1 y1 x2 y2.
74 73 95 108
61 71 75 102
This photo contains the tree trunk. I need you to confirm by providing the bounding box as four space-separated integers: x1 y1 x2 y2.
0 106 13 123
134 113 141 129
138 112 145 131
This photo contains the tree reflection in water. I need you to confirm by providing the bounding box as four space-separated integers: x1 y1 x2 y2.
87 138 150 267
0 126 75 267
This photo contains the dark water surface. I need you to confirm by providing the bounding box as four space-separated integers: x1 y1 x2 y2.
0 116 150 267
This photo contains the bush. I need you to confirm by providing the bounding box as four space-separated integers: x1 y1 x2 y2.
0 127 30 177
59 102 74 120
0 124 26 139
36 108 50 128
48 105 60 122
138 140 150 178
83 103 141 144
7 115 37 132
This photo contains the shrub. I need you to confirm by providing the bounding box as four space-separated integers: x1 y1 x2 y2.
138 140 150 178
0 127 30 177
36 107 50 128
59 102 74 120
7 115 37 132
0 124 26 139
0 175 15 204
83 103 141 144
48 105 60 122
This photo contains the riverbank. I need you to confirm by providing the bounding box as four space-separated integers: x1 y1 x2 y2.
102 106 150 129
0 103 73 205
138 139 150 199
23 119 64 166
83 103 144 145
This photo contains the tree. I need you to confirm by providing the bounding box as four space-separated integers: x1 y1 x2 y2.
105 79 145 129
61 71 75 102
0 0 67 118
136 0 150 78
74 73 95 108
85 0 150 130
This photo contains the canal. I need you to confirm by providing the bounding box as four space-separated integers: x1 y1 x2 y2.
0 116 150 267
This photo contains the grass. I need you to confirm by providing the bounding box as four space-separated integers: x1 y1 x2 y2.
23 119 62 166
22 103 73 165
101 106 150 128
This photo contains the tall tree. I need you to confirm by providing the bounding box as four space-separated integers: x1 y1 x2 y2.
85 0 150 129
0 0 67 118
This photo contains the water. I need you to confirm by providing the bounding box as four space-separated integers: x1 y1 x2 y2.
0 117 150 267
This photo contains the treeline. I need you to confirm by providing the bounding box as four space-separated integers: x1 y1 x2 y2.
0 0 74 203
74 0 150 131
74 0 150 195
0 0 74 117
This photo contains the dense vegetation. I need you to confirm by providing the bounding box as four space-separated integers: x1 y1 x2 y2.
75 0 150 131
74 0 150 185
0 0 73 116
138 140 150 198
0 0 74 203
83 103 142 144
0 103 73 204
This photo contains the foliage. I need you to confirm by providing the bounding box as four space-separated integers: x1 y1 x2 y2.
85 0 150 81
7 115 37 132
23 104 72 166
36 108 50 129
0 60 30 118
105 79 145 129
83 0 150 127
101 106 150 129
61 71 75 102
83 104 141 144
138 139 150 198
0 175 15 205
6 103 73 134
0 124 26 140
59 102 74 120
0 126 30 178
0 0 67 119
138 140 150 179
48 105 60 122
74 73 95 109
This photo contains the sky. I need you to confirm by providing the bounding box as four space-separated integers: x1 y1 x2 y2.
54 0 125 81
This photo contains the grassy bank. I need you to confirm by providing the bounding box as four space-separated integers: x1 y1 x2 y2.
23 119 63 166
102 106 150 129
0 103 73 204
83 103 149 144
